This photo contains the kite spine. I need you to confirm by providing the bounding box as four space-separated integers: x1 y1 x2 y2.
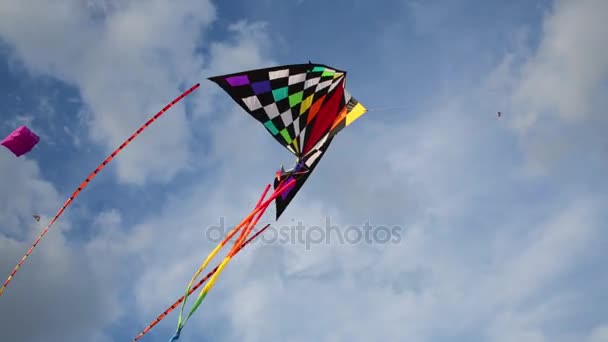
0 83 201 298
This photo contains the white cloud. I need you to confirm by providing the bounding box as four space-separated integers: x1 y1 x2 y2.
0 0 216 185
488 0 608 175
124 2 608 339
0 2 280 341
1 1 607 341
512 0 608 127
194 20 277 120
0 156 122 341
0 152 61 237
589 325 608 342
123 90 604 342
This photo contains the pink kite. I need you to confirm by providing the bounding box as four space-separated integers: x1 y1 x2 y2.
1 126 40 157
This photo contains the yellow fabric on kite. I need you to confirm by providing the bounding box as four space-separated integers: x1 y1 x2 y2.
345 102 367 126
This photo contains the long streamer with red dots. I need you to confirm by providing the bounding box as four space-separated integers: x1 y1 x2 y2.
0 83 201 298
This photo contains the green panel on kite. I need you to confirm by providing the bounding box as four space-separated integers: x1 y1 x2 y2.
273 87 288 102
311 66 325 72
289 91 303 108
264 120 279 135
279 128 292 144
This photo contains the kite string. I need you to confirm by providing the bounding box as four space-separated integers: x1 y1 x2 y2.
132 223 271 341
367 106 409 112
0 83 201 298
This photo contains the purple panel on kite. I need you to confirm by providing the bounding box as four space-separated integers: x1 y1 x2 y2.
281 176 296 200
251 80 271 95
1 125 40 157
225 75 250 87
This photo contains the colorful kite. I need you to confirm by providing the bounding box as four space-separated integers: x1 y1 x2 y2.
208 62 367 218
1 125 40 157
164 62 368 341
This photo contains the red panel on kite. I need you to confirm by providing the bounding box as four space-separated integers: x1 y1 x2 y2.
1 126 40 157
303 79 344 154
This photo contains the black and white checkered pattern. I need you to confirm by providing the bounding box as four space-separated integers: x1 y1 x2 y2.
208 63 346 157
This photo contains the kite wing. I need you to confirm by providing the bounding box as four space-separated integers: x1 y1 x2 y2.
1 126 40 157
208 63 347 157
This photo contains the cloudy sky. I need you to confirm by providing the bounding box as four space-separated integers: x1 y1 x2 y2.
1 0 607 341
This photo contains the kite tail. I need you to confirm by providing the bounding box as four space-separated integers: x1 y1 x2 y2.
175 184 271 330
132 224 271 341
175 179 295 328
171 179 295 341
170 209 266 342
0 83 200 298
186 196 269 315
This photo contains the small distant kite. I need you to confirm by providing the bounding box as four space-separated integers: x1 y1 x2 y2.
32 215 40 222
498 111 502 117
1 126 40 157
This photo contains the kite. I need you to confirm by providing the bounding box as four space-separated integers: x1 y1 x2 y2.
1 125 40 157
208 62 367 219
0 84 200 298
164 62 368 341
32 215 40 222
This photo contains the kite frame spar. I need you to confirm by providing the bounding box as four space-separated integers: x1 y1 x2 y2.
0 83 201 298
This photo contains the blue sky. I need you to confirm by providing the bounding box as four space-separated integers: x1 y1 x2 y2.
0 0 607 341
